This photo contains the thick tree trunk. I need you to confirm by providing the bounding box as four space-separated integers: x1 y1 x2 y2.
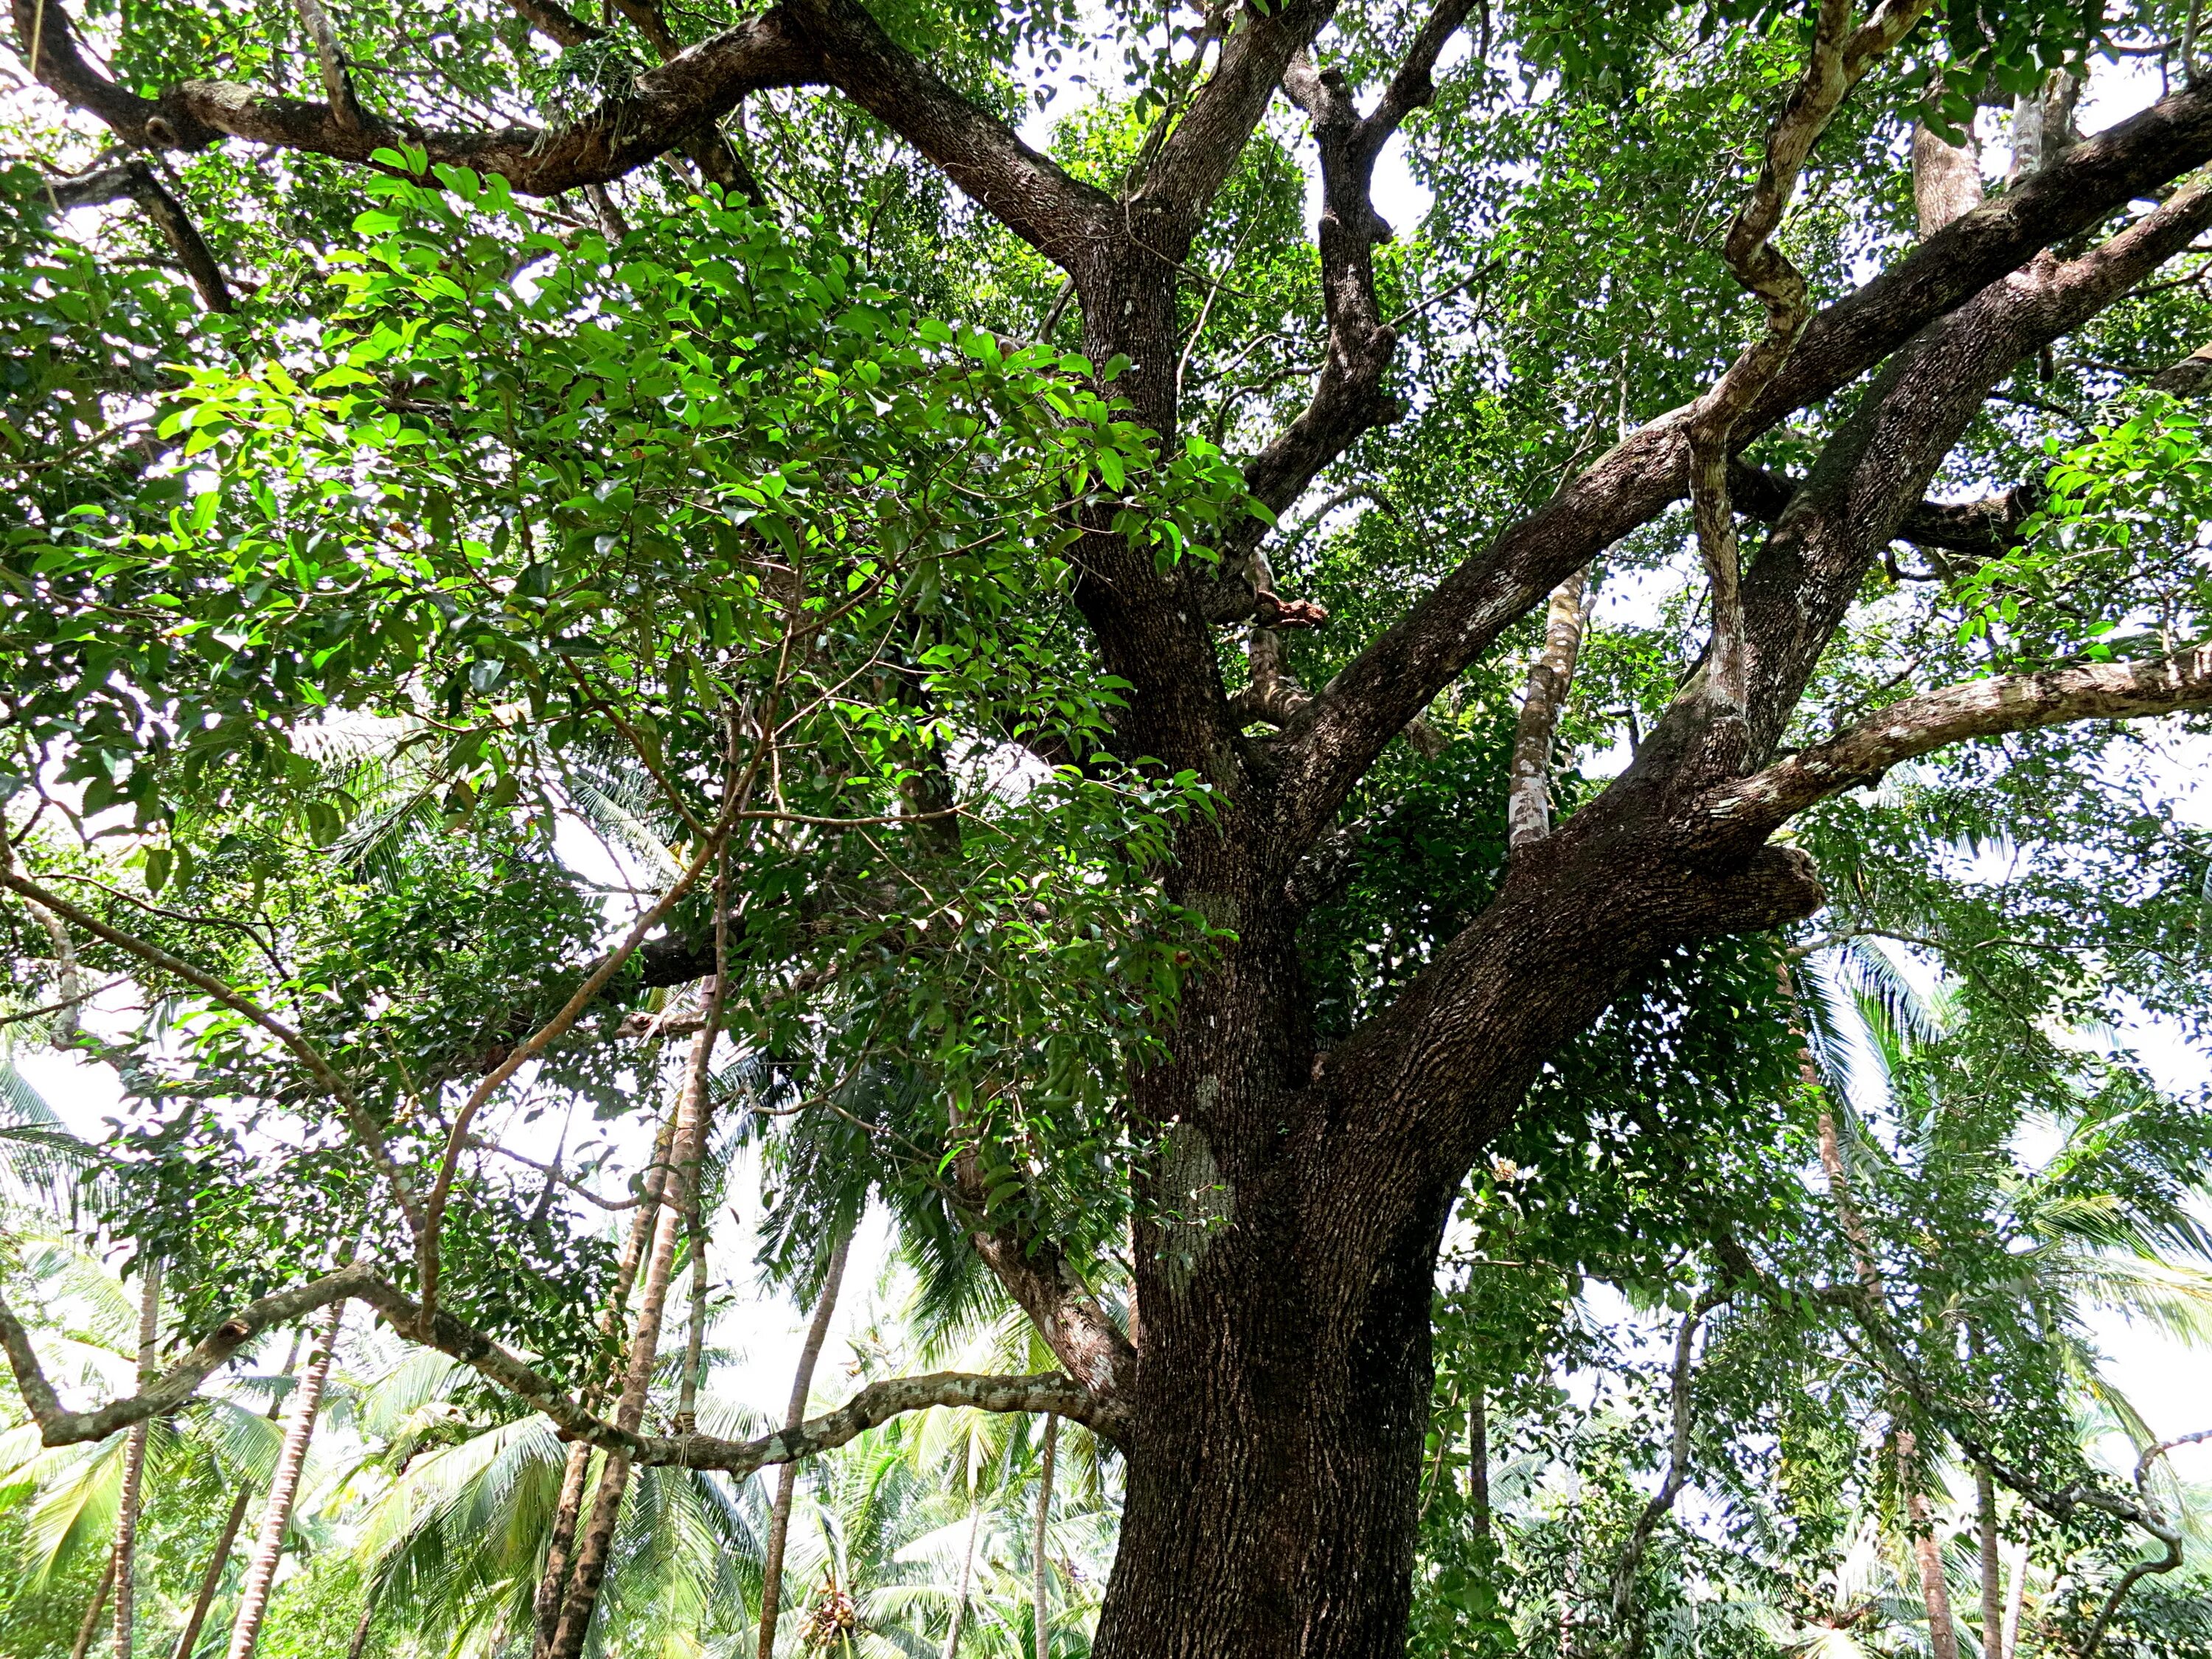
114 1259 161 1659
225 1298 344 1659
757 1225 853 1659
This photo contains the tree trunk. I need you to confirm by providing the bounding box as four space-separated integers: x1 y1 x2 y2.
178 1330 305 1659
1899 1430 1961 1659
757 1225 854 1659
534 1102 681 1654
342 1581 379 1659
225 1298 344 1659
73 1556 116 1659
942 1502 980 1659
1033 1414 1057 1659
172 1484 251 1659
2000 1540 2028 1659
114 1259 161 1659
1469 1385 1490 1548
546 1018 718 1659
1976 1465 2003 1659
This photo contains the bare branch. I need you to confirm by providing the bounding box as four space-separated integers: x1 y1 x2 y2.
1686 0 1933 714
42 157 235 311
1608 1289 1730 1656
1706 644 2212 830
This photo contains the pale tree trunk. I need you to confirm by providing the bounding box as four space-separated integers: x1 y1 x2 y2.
114 1259 161 1659
175 1331 304 1659
756 1225 854 1659
1899 1430 1962 1659
1976 1465 2004 1659
942 1503 981 1659
533 1103 681 1653
73 1557 116 1659
224 1298 344 1659
1912 122 1983 238
545 1018 720 1659
1032 1414 1057 1659
1505 568 1589 848
2000 1540 2028 1659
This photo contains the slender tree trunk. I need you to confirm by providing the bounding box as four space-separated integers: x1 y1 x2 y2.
1899 1430 1962 1659
1506 567 1590 847
114 1259 161 1659
224 1298 344 1659
673 1215 710 1436
171 1485 251 1659
73 1557 116 1659
1976 1465 2003 1659
341 1580 379 1659
1032 1414 1057 1659
546 1019 719 1659
756 1225 854 1659
1469 1385 1491 1548
178 1332 305 1659
534 1103 681 1655
942 1502 980 1659
2000 1540 2028 1659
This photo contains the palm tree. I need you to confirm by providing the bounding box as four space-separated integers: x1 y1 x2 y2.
224 1295 344 1659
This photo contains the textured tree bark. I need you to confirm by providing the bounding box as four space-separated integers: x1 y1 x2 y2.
177 1330 303 1659
1033 1413 1057 1659
546 1019 718 1659
225 1297 344 1659
533 1102 680 1655
1505 568 1590 846
1899 1430 1962 1659
757 1225 854 1659
1913 122 1983 237
114 1259 161 1659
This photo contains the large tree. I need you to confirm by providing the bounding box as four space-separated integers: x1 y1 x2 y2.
4 0 2211 1655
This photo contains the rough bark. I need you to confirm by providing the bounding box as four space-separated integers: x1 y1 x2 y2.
1899 1430 1963 1659
225 1297 344 1659
534 1104 681 1653
1914 122 1983 237
113 1259 160 1659
757 1225 853 1659
545 1016 720 1659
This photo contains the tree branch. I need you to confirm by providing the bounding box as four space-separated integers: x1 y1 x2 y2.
1727 459 2034 558
1272 72 2212 848
0 1265 1114 1468
1684 0 1933 714
1705 644 2212 830
1505 566 1590 846
43 158 234 312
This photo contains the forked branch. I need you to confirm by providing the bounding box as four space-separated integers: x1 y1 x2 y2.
1686 0 1933 713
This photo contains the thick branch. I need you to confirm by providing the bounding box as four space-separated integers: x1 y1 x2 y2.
1706 644 2212 829
1728 459 2034 557
1685 0 1933 713
42 158 234 311
1276 72 2212 846
0 1266 1111 1467
13 0 1107 258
